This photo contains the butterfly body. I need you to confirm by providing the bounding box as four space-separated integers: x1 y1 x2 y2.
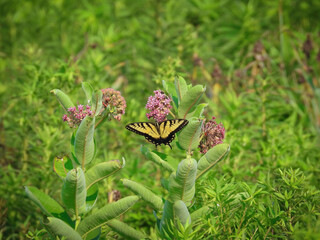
125 119 188 148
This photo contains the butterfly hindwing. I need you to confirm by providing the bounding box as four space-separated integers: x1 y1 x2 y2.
125 119 189 148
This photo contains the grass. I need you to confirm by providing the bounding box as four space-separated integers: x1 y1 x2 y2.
1 0 320 239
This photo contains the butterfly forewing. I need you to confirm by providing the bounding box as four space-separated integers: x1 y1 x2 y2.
125 122 160 139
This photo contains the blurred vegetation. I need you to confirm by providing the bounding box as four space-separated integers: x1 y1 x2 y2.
1 0 320 239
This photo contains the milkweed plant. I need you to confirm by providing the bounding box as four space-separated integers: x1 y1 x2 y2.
25 77 230 240
25 83 146 240
122 76 230 239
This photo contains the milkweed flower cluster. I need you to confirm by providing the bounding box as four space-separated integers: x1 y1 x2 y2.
62 105 93 128
146 90 172 123
199 117 225 154
101 88 126 121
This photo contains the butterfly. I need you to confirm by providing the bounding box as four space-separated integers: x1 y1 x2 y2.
125 119 189 148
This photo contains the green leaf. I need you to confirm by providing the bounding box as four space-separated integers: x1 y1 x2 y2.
51 89 75 112
141 146 175 172
85 227 101 240
173 200 191 225
77 196 140 239
75 116 95 167
177 85 205 119
174 76 188 104
153 151 180 170
91 90 103 116
61 167 87 215
178 118 203 152
70 130 76 160
161 178 169 191
53 155 73 179
94 114 109 129
25 186 73 227
107 219 147 240
160 200 191 238
196 143 230 180
168 158 197 206
154 211 161 231
122 179 163 211
160 200 174 238
85 160 123 190
163 80 178 109
86 183 99 212
82 82 94 103
190 206 210 222
187 103 207 119
45 217 81 240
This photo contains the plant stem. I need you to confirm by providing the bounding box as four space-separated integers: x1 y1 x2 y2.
75 216 81 230
198 133 204 143
250 227 258 240
169 110 176 118
237 207 248 230
263 227 271 240
95 114 108 128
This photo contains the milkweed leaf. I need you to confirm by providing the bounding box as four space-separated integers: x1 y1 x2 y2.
77 196 140 238
107 219 147 240
122 179 163 211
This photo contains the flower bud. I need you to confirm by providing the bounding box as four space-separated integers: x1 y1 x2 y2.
101 88 126 121
199 117 225 154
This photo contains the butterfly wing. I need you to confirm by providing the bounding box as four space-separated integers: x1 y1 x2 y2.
158 119 189 146
125 122 161 146
126 119 189 148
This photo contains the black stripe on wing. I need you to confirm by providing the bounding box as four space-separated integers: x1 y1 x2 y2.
160 119 189 146
125 122 162 146
125 119 189 148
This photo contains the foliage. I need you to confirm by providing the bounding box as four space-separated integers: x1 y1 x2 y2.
24 85 145 240
123 78 230 239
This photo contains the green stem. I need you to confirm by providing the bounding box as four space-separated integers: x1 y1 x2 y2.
75 216 81 230
169 110 176 119
263 227 271 240
198 133 204 143
95 113 109 128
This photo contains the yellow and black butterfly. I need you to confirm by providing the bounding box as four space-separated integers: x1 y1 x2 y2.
125 119 189 148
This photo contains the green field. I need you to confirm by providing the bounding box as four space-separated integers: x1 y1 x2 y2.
1 0 320 239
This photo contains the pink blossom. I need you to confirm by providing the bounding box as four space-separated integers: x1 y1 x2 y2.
62 105 93 128
199 117 225 154
101 88 126 121
146 90 172 122
78 105 84 111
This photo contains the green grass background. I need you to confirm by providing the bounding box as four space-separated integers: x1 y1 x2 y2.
1 0 320 239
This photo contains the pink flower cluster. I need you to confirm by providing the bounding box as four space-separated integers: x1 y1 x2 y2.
146 90 172 123
62 105 93 128
199 117 225 154
101 88 126 121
